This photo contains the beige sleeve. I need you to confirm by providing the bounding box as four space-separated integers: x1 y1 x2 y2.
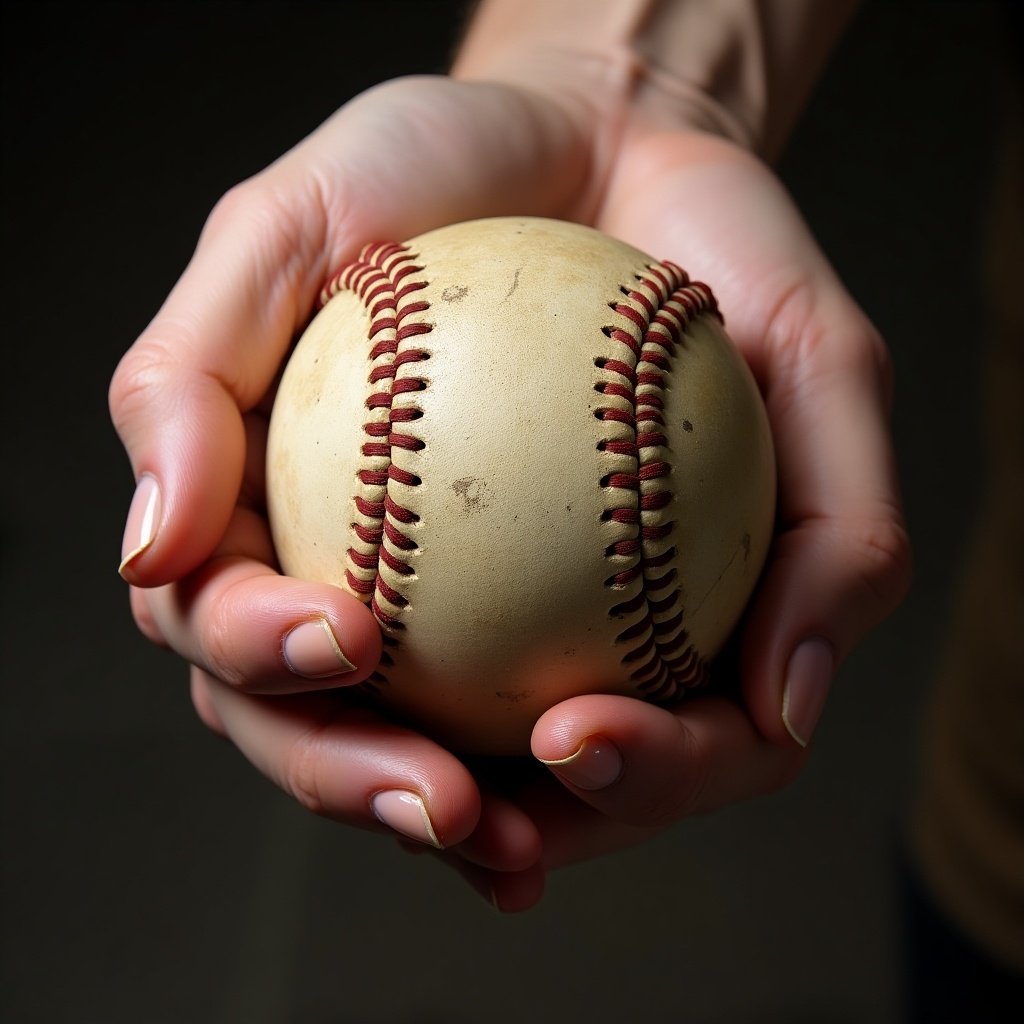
453 0 862 158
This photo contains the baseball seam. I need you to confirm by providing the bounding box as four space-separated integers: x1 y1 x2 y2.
596 261 722 701
321 242 432 685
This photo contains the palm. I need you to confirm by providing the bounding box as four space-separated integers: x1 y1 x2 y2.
595 131 830 362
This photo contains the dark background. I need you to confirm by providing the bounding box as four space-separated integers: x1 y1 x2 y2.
0 2 1013 1021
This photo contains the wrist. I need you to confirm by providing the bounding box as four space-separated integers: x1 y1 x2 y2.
452 0 861 160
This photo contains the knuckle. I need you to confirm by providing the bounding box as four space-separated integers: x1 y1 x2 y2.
662 729 712 822
108 336 181 434
283 725 332 818
193 572 250 689
619 725 711 828
767 292 894 395
854 515 914 614
203 173 332 320
205 176 320 262
204 179 274 239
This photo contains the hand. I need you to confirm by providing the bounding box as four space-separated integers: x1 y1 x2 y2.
515 123 911 878
111 51 910 912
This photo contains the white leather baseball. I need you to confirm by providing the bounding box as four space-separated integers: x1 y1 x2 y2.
266 217 775 755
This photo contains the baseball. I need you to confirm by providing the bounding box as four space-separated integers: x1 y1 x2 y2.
266 217 775 755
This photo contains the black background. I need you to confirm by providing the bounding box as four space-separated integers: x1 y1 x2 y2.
1 2 1014 1021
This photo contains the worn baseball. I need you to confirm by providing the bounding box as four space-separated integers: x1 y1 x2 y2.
267 217 775 755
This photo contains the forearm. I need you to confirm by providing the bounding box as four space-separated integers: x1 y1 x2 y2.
453 0 862 159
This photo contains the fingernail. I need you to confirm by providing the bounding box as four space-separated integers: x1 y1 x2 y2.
283 618 356 678
782 638 834 747
539 735 623 791
119 474 161 578
371 790 442 849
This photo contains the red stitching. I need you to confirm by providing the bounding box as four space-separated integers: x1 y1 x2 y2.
320 242 722 705
596 261 724 701
321 241 431 634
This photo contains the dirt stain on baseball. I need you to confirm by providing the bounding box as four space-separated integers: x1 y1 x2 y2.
452 476 492 513
495 690 531 705
441 284 469 302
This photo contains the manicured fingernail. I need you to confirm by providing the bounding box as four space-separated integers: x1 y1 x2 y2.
539 736 623 790
371 790 442 849
782 638 834 747
283 618 356 678
119 474 161 578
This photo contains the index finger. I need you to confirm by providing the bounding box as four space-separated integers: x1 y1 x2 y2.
110 178 332 586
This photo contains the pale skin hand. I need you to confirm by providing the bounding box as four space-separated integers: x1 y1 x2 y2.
111 41 910 911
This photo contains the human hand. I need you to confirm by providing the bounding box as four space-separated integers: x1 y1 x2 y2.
505 127 911 882
111 7 910 913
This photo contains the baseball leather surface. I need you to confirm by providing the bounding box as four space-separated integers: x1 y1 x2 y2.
266 217 775 755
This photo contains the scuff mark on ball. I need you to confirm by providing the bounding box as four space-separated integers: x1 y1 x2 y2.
452 476 492 513
495 690 532 705
503 268 521 301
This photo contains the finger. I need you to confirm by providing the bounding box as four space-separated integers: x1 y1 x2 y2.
144 502 381 693
417 788 548 913
436 855 547 914
532 693 805 828
199 669 482 850
488 861 547 915
450 790 543 872
129 584 166 648
520 788 660 873
741 302 911 747
599 134 910 747
109 192 313 586
123 411 275 666
191 672 227 738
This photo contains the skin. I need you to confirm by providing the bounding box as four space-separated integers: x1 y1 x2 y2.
111 23 910 912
